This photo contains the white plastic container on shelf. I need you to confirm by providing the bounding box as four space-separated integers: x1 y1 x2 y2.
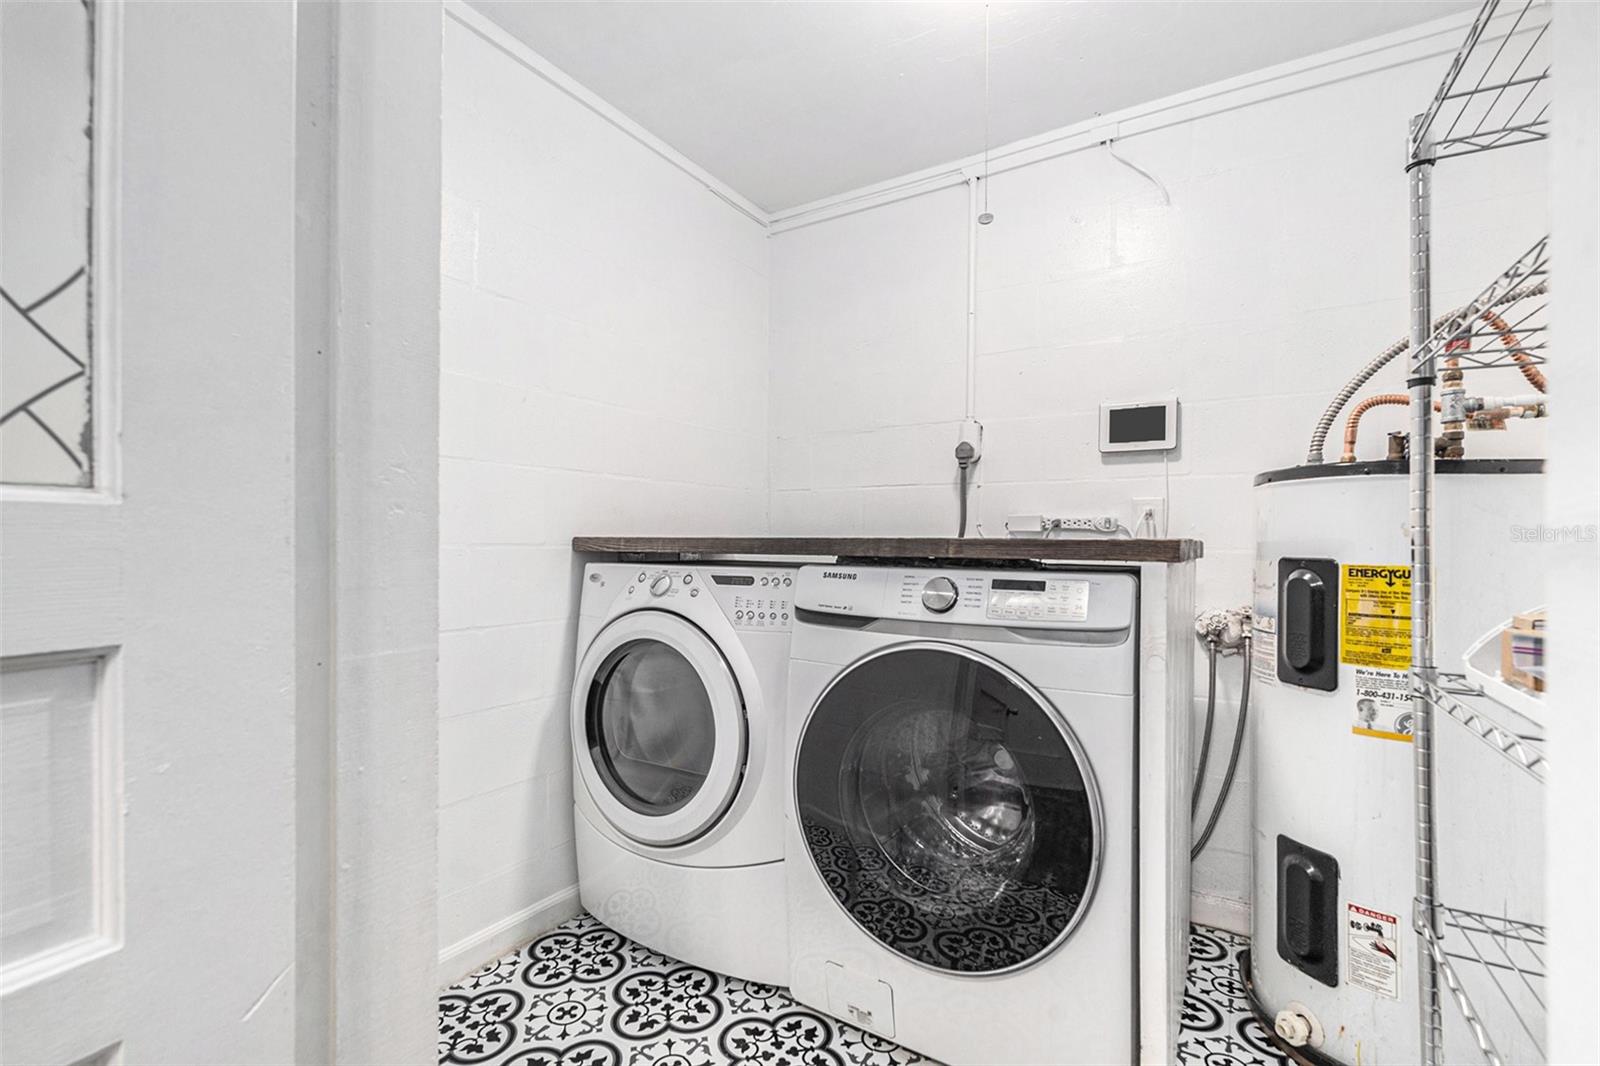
1462 613 1547 729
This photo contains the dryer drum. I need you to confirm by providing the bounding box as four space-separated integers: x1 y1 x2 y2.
795 644 1103 975
587 638 718 815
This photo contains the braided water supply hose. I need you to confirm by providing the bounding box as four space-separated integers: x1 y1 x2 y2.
1191 607 1252 861
1305 280 1548 463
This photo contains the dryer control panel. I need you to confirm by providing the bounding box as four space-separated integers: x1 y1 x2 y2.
623 567 796 631
714 568 794 631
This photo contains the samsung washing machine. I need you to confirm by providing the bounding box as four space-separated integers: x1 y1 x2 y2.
572 561 796 986
784 564 1140 1065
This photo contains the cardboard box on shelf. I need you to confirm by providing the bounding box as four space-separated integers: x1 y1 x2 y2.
1501 609 1546 693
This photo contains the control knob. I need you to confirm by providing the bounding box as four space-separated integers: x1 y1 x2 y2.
649 573 673 597
921 576 959 614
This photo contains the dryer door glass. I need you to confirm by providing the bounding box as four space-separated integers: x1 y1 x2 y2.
587 639 716 815
795 645 1102 974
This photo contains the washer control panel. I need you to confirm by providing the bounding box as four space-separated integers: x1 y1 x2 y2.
985 576 1091 622
796 565 1134 632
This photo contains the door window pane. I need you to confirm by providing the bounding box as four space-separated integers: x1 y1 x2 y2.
586 640 715 814
796 646 1099 973
1 0 94 486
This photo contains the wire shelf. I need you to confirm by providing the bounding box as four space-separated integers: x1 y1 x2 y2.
1419 908 1548 1066
1407 3 1551 1063
1411 0 1551 163
1412 235 1549 379
1419 672 1547 783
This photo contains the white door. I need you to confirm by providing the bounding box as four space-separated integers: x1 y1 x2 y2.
1 3 302 1062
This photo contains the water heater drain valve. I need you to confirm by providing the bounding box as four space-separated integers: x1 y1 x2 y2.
1273 1001 1326 1049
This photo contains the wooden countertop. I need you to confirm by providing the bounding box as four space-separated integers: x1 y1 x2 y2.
571 535 1201 564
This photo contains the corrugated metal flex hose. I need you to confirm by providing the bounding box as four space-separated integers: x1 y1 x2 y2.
1305 280 1548 463
1192 635 1251 862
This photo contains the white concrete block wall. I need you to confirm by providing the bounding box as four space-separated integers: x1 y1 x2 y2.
437 14 1549 945
768 53 1547 923
437 15 769 973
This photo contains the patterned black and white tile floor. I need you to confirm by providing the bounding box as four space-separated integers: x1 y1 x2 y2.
439 913 1289 1066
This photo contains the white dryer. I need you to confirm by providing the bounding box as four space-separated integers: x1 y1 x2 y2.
572 561 796 986
785 564 1139 1065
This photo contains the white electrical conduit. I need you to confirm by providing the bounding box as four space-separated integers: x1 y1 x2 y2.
1105 138 1171 206
957 175 982 537
966 176 978 422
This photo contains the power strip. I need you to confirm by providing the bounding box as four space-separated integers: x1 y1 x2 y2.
1006 513 1122 536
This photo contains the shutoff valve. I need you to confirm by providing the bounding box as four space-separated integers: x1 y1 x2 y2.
1195 606 1252 651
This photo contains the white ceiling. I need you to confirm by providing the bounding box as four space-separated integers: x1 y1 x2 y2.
468 0 1473 213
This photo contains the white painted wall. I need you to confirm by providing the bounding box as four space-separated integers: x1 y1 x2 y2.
1547 2 1600 1063
768 40 1548 924
436 9 770 977
436 8 1554 949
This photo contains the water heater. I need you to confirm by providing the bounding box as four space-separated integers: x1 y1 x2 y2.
1249 458 1546 1065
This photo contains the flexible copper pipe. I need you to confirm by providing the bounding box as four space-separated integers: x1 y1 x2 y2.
1480 308 1547 392
1341 394 1410 462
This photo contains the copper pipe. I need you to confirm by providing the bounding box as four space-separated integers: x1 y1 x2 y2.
1480 308 1547 392
1342 394 1410 462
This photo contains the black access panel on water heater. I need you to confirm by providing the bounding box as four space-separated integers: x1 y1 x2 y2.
1277 557 1339 691
1278 834 1341 987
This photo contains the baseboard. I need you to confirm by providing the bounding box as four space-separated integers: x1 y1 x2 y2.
1191 891 1251 937
437 885 583 987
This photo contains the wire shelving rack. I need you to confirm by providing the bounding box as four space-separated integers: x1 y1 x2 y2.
1406 2 1552 1064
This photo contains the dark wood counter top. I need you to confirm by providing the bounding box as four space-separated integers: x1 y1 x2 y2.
571 535 1201 564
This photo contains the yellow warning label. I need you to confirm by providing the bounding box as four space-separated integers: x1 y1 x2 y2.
1341 564 1412 669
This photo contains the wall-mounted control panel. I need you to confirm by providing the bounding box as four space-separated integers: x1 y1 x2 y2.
1099 397 1179 453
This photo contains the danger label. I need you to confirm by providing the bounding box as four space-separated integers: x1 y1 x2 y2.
1341 564 1412 669
1347 903 1401 999
1352 667 1413 742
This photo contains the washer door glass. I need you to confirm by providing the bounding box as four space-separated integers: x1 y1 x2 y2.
795 644 1101 974
588 640 715 814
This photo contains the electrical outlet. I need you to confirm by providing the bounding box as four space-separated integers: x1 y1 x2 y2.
958 419 983 462
1133 497 1166 538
